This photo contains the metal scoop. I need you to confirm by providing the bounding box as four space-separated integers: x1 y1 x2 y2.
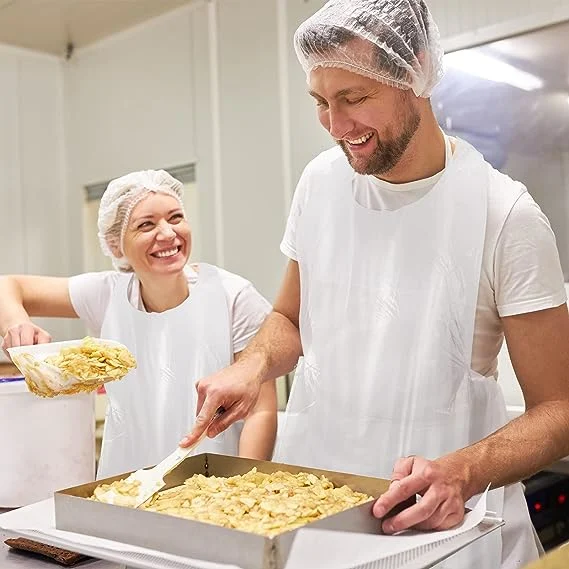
94 409 224 509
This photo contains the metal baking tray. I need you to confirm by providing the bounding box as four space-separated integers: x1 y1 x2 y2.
54 453 410 569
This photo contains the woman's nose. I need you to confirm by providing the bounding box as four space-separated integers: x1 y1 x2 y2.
156 221 176 239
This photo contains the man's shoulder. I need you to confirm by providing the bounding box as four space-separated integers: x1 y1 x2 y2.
485 163 529 229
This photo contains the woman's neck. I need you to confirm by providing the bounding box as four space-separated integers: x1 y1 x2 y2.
138 271 189 313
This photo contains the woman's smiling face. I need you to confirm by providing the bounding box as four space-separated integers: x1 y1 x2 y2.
122 192 191 276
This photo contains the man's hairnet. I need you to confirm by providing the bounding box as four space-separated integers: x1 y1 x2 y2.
294 0 444 98
98 170 185 272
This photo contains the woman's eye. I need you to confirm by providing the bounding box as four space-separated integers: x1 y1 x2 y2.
138 221 154 230
170 213 184 223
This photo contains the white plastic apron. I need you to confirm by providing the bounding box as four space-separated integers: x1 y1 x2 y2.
97 263 241 480
275 139 539 568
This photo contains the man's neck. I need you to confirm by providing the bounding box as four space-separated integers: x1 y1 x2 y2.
375 117 446 185
139 271 189 313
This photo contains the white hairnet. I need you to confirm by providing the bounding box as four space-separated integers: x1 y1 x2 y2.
294 0 444 98
98 170 185 272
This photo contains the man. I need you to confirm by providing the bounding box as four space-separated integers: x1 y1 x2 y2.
181 1 569 567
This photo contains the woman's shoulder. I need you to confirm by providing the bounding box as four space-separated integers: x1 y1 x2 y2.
187 263 252 296
186 263 247 287
68 270 130 333
70 269 128 291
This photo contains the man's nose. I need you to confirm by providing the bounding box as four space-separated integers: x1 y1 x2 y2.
327 107 354 140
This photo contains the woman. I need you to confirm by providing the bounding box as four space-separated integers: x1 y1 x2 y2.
0 170 277 479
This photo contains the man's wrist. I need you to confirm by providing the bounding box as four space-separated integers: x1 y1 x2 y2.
235 349 269 387
436 451 478 502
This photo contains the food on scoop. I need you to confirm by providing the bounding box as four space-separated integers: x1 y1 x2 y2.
11 337 136 397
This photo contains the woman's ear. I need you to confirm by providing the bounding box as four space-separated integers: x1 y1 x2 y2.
105 235 123 259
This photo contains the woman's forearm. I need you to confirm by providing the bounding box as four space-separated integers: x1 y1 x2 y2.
238 410 277 461
0 276 31 335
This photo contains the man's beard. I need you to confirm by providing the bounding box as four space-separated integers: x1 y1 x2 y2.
339 102 421 176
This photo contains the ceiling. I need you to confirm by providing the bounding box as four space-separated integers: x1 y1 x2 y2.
0 0 192 57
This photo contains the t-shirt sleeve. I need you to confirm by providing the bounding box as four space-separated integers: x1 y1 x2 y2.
231 283 272 354
280 165 313 261
68 272 118 336
495 191 567 317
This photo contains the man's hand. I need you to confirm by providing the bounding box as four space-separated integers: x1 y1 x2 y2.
372 455 470 533
179 362 263 448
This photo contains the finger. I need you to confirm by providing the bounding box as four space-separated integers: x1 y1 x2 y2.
391 456 415 482
7 329 23 349
207 405 242 437
413 498 465 531
1 337 9 358
35 328 52 344
382 487 442 533
373 471 428 519
180 395 220 447
435 508 465 531
195 380 206 415
18 325 35 347
409 502 447 532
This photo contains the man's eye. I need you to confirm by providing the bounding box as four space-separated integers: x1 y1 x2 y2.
346 97 366 105
316 100 329 108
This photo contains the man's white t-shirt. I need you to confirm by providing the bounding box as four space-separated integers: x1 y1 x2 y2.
68 264 272 355
281 140 567 378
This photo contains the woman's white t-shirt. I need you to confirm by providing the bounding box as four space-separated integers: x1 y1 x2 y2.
68 264 272 355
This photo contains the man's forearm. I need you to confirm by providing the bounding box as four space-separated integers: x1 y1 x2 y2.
237 311 303 384
442 400 569 500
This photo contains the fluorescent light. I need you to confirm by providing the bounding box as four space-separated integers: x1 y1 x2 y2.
445 50 544 91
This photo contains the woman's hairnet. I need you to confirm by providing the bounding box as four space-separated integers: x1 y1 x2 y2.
98 170 185 272
294 0 444 98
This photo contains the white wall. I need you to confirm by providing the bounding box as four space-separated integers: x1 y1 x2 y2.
61 0 569 304
0 45 81 343
64 10 195 187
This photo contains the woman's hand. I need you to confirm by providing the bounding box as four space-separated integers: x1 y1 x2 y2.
2 322 52 357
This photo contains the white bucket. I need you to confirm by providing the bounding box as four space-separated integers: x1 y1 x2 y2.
0 377 95 507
